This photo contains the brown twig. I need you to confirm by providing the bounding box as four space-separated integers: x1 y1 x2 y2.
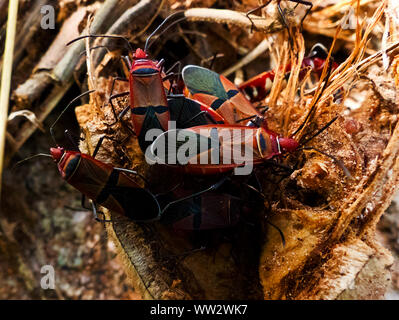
92 0 164 66
222 38 270 77
184 8 284 33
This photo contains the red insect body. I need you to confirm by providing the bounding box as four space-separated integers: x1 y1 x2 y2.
196 99 227 124
133 48 147 59
151 124 298 175
50 147 161 220
189 73 262 126
129 52 169 137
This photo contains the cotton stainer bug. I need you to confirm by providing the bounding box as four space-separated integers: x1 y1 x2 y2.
48 142 238 225
29 91 163 222
150 123 299 175
162 192 242 230
159 181 249 231
181 42 341 133
238 44 339 103
149 116 351 178
66 36 170 152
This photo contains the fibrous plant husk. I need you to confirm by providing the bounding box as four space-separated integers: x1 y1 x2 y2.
61 0 399 299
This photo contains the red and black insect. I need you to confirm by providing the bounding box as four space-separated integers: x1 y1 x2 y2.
150 123 299 175
149 115 351 177
68 36 170 151
29 91 161 221
157 171 270 232
162 192 242 230
151 46 345 176
49 143 161 222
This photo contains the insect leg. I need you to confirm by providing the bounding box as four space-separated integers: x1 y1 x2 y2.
91 201 112 223
287 0 313 30
81 194 91 210
50 90 95 145
276 1 295 50
108 76 129 125
64 129 84 151
165 60 182 76
245 1 272 33
180 110 209 127
108 92 130 123
265 218 286 246
91 136 106 159
160 176 230 215
112 167 150 185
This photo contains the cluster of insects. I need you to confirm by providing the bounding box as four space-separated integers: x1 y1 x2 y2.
21 6 348 235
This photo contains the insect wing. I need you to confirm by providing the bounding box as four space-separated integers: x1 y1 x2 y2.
130 67 169 136
182 65 260 124
149 128 217 166
150 125 263 173
65 154 113 201
186 125 263 165
67 155 160 220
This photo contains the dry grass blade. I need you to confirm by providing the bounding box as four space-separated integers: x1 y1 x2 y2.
222 38 270 77
8 110 44 132
0 0 18 196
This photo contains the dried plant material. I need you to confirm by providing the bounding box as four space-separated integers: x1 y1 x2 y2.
304 0 383 42
7 110 44 132
184 8 284 33
222 38 270 77
296 239 393 300
257 1 399 300
34 7 89 72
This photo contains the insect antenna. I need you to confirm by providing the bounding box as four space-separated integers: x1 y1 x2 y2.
265 218 286 247
245 1 272 33
66 35 134 53
12 153 52 171
299 116 337 146
144 11 186 52
235 106 269 124
235 114 257 123
207 53 222 70
79 45 116 57
49 90 95 145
